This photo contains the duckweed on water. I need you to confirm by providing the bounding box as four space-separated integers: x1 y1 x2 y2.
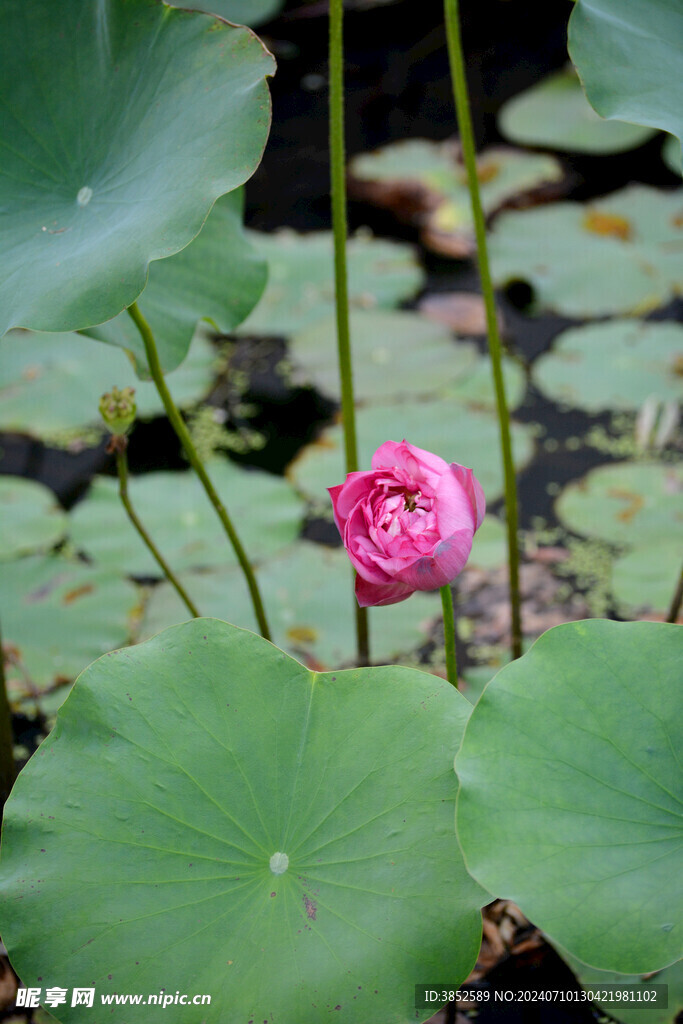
556 537 615 618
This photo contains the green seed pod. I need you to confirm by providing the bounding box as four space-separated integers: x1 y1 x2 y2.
99 386 137 436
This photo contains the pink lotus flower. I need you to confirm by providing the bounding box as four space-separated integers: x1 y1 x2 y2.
328 440 485 607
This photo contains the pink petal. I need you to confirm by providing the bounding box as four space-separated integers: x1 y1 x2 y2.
434 464 477 538
365 551 415 576
449 463 486 530
327 470 377 526
345 506 394 584
392 527 474 590
371 439 447 492
371 439 407 470
327 483 347 538
355 574 415 608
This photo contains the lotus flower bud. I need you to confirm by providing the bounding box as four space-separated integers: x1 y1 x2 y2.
99 386 136 436
329 439 485 607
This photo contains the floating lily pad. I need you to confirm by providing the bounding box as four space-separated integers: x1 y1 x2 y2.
467 515 508 570
534 320 683 412
83 191 267 375
170 0 284 28
556 945 683 1024
238 231 425 336
0 478 67 561
568 0 683 161
490 185 683 316
456 619 683 974
556 462 683 548
288 399 535 505
70 464 304 576
0 619 486 1023
289 308 525 409
0 556 138 697
611 543 681 615
0 328 216 443
349 141 564 257
289 309 478 401
499 67 655 154
447 355 526 413
142 542 443 668
0 0 274 350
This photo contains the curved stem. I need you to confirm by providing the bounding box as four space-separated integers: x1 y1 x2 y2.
666 565 683 623
0 617 17 809
115 445 200 619
440 585 459 689
443 0 522 660
329 0 369 666
127 302 271 641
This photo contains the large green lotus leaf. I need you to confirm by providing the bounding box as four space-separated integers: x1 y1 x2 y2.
555 945 683 1024
456 619 683 973
0 478 67 561
169 0 284 28
499 67 655 154
490 185 683 316
612 542 681 615
287 399 535 505
0 0 274 342
0 619 487 1023
556 462 683 548
663 135 683 177
69 464 304 576
0 329 216 442
0 556 138 698
568 0 683 161
533 320 683 412
237 231 425 336
288 308 526 410
83 191 267 375
349 141 563 256
142 542 442 668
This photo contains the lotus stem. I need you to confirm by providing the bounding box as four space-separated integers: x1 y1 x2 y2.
114 444 200 619
0 617 17 809
440 585 459 689
329 0 370 666
126 301 271 641
443 0 523 660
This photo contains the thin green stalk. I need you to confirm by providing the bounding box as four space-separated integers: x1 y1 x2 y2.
443 0 522 660
329 0 369 666
666 565 683 623
440 585 458 689
115 445 200 619
0 617 18 809
127 301 271 641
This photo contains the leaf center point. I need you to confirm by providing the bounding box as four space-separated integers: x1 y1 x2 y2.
269 851 289 875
